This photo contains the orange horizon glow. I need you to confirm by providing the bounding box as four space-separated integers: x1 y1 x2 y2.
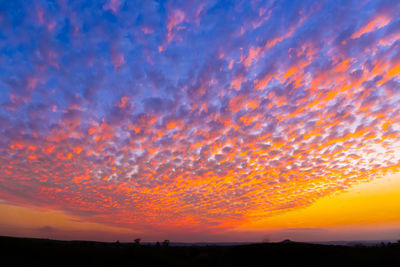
1 173 400 242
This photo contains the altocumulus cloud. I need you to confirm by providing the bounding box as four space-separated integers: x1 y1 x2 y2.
0 0 400 234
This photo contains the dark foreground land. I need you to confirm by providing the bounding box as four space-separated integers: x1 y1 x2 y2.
1 236 400 267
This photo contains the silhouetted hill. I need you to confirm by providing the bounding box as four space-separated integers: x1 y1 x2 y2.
311 240 399 246
1 236 399 266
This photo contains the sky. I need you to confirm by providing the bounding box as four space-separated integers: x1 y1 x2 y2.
0 0 400 243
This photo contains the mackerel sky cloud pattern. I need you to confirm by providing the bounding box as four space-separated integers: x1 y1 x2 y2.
1 0 400 236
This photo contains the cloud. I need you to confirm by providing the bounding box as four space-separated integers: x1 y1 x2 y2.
103 0 122 14
0 0 400 236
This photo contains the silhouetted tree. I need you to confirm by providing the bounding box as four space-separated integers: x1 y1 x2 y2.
134 238 141 246
163 240 170 247
155 241 161 248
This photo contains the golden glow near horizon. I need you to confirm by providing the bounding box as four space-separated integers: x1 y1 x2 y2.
243 174 400 230
0 201 137 241
1 174 399 241
1 0 400 242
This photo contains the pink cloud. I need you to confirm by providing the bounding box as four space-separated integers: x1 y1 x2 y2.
167 9 186 43
103 0 122 14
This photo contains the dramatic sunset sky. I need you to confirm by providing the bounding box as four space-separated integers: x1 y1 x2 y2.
0 0 400 242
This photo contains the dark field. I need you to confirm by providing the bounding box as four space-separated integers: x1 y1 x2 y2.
1 236 400 267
